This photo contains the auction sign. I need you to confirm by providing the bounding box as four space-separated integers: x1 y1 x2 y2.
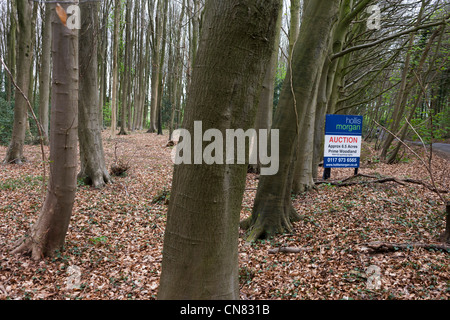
323 114 363 168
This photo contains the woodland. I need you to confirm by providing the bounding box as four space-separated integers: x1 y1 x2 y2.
0 0 449 302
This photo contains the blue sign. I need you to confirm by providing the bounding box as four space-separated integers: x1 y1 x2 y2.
323 115 363 168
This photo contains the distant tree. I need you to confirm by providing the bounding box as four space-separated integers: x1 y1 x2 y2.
78 0 111 188
3 0 33 164
38 2 52 145
110 0 120 136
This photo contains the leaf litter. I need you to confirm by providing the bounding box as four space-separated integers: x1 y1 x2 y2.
0 131 448 300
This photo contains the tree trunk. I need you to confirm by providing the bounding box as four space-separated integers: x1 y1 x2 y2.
289 0 301 59
6 1 17 104
158 0 281 300
118 0 132 136
3 0 33 164
78 0 111 189
110 0 120 136
12 4 79 260
249 6 282 173
291 69 320 193
98 1 109 129
157 0 169 135
38 2 52 145
148 0 162 133
242 0 340 242
169 2 185 140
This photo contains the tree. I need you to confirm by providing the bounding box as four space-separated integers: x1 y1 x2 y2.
148 0 166 133
241 0 341 241
3 0 33 164
168 1 185 140
78 0 111 188
158 0 281 299
6 0 17 104
12 3 79 260
249 6 282 173
110 0 120 136
38 2 52 145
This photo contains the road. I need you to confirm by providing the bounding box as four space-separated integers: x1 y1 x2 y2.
408 141 450 160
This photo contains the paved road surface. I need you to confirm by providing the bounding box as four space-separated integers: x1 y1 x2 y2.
408 141 450 160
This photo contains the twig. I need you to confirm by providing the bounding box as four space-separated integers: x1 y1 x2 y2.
268 246 313 254
373 119 446 203
315 174 447 194
360 241 450 253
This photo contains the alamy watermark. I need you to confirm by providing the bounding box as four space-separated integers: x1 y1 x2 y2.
65 4 81 30
366 265 381 290
54 1 81 30
367 4 381 30
171 121 279 176
66 265 82 290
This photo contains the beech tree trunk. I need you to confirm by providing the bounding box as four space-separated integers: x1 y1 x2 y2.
78 0 111 188
249 7 282 173
118 0 132 136
12 4 79 260
158 0 281 300
3 0 33 164
38 2 52 145
148 0 163 133
242 0 340 242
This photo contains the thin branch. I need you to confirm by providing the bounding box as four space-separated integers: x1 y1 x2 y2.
373 119 446 204
331 18 449 60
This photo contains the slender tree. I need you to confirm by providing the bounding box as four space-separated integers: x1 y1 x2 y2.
3 0 33 164
6 0 17 104
38 2 52 145
78 0 111 188
249 6 282 173
118 0 132 136
12 3 79 259
110 0 120 136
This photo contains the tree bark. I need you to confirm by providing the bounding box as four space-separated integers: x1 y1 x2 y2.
4 0 33 164
12 4 79 260
148 0 163 133
78 0 111 189
118 0 132 136
38 3 52 145
248 6 282 173
156 0 169 135
158 0 281 300
289 0 301 60
242 0 340 242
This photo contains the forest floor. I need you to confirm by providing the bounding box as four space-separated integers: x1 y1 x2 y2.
0 130 449 300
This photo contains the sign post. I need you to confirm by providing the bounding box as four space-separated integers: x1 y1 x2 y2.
323 114 363 179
